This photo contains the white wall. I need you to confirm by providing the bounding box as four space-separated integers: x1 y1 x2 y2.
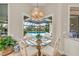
64 38 79 56
8 3 31 40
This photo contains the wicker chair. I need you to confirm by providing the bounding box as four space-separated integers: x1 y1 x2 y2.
18 40 38 56
18 40 27 56
41 39 62 56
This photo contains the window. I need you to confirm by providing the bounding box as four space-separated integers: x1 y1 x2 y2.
0 4 8 36
23 15 52 36
70 15 79 38
70 7 79 38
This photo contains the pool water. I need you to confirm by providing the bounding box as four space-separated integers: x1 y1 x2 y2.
26 32 48 36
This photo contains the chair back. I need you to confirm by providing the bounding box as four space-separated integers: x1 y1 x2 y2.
18 40 27 56
53 38 61 56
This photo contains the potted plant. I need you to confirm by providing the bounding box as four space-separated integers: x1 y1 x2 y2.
0 36 17 56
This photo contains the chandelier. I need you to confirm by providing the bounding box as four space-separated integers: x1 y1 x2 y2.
31 4 44 20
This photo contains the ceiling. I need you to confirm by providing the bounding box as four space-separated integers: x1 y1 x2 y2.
25 3 59 9
26 3 50 7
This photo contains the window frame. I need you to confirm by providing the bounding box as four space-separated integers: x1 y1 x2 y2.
68 6 79 41
22 13 54 36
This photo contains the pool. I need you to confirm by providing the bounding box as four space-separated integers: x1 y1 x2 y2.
26 32 48 36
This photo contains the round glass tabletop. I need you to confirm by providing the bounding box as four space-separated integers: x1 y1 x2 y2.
22 36 51 46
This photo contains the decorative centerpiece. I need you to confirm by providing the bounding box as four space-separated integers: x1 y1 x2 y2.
0 36 17 56
36 34 42 45
36 34 42 40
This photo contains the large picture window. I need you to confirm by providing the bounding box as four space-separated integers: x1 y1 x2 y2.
70 15 79 38
70 7 79 38
0 4 8 36
23 15 52 36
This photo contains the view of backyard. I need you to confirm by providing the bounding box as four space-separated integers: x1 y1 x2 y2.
23 16 52 35
24 22 49 35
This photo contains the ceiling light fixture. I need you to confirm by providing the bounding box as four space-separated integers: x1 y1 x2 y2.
31 3 44 21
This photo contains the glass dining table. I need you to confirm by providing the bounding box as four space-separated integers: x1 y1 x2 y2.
22 35 51 56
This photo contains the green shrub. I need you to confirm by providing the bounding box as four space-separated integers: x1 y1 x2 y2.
0 36 17 51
